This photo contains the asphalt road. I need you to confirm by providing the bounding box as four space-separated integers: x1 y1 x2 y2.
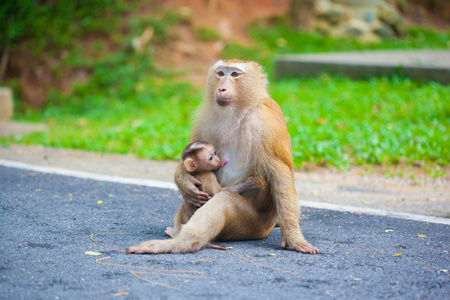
1 166 449 299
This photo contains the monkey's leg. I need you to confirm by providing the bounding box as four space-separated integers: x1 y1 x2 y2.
166 204 227 250
163 229 228 250
126 191 270 254
270 162 319 254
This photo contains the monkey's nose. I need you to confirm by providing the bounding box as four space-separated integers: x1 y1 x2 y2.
219 88 226 92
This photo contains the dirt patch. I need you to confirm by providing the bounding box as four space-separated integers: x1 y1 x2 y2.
153 0 290 86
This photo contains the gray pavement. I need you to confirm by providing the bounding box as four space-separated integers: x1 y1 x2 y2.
275 50 450 84
1 166 449 299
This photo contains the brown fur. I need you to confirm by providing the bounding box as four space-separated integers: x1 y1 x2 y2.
126 60 318 254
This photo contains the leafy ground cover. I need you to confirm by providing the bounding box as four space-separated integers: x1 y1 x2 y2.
1 4 449 172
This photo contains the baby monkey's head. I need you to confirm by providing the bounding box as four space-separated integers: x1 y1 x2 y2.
182 140 227 173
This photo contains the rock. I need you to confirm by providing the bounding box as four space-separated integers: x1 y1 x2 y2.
314 19 333 35
323 3 354 24
373 22 395 38
0 87 13 121
359 31 381 43
377 2 402 25
315 0 332 15
344 19 371 37
305 0 408 41
392 20 408 37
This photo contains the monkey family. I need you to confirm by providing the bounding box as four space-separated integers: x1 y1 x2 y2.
164 140 258 250
127 59 319 255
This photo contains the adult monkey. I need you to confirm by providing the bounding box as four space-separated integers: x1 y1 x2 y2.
126 59 319 255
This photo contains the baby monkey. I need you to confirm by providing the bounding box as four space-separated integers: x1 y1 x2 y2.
165 140 258 249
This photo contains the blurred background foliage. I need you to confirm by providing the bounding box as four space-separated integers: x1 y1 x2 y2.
0 0 448 175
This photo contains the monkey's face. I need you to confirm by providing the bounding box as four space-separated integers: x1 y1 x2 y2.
213 62 247 107
196 144 222 171
206 60 269 108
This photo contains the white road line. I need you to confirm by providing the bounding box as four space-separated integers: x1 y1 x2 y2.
0 159 178 190
299 200 450 225
1 159 449 225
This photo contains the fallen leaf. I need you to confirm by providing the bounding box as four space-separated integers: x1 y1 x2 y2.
97 200 104 204
393 254 401 257
438 269 448 274
224 246 233 250
268 253 276 256
35 189 42 192
85 251 102 256
385 229 394 233
418 233 427 238
353 278 361 281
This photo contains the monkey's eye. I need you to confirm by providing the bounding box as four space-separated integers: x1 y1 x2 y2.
217 71 225 76
209 155 213 161
231 71 239 77
214 151 216 155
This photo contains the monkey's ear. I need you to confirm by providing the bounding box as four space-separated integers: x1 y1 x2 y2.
184 158 197 172
261 74 268 86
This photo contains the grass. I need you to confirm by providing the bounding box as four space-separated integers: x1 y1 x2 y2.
272 75 449 169
1 7 449 172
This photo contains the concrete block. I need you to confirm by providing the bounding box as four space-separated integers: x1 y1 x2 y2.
0 87 13 121
275 50 450 84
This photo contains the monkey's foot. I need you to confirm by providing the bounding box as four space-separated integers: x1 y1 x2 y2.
281 240 319 254
126 240 174 254
164 227 174 238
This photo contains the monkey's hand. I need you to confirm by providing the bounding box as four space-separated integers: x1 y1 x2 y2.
175 160 211 208
222 177 260 194
280 234 319 254
185 175 211 208
240 177 260 191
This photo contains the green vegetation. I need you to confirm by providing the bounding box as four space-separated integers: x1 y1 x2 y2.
1 0 131 53
1 4 449 172
272 75 449 169
196 27 222 41
10 75 200 159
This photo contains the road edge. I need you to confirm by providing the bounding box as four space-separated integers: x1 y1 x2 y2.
1 159 449 226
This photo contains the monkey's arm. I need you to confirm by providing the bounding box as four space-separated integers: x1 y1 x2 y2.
221 177 260 194
174 161 211 208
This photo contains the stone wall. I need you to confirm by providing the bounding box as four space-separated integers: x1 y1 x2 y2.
313 0 408 42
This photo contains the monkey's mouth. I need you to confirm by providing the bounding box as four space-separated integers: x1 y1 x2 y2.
216 99 232 106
